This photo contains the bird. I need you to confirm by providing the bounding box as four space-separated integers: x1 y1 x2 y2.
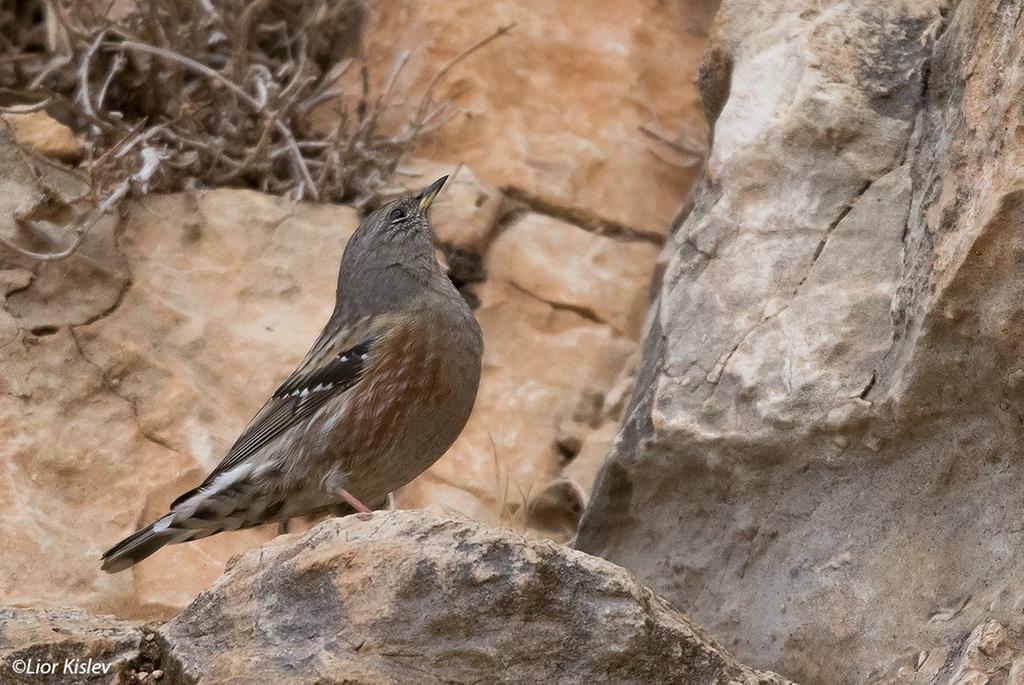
101 176 483 572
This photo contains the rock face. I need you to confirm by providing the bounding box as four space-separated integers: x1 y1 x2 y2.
364 0 712 237
157 511 790 685
1 167 360 618
487 213 660 337
878 620 1024 685
1 131 659 616
2 0 704 624
578 0 1024 682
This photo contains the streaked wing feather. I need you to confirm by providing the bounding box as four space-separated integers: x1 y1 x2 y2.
170 324 377 509
273 339 372 401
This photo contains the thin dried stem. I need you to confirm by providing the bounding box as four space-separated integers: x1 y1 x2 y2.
413 23 515 126
0 99 52 114
114 39 320 199
639 123 707 159
76 29 107 119
95 51 125 111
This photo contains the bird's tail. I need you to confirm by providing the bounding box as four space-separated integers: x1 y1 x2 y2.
101 517 178 573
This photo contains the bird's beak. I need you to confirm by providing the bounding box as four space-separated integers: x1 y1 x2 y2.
417 175 448 211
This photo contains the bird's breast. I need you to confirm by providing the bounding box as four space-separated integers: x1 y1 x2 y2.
332 313 480 459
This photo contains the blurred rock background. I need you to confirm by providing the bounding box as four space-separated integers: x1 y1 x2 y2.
6 0 1024 683
0 0 711 619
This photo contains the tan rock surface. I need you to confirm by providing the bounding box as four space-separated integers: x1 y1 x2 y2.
363 0 711 237
0 606 143 685
1 0 683 627
1 185 359 619
157 511 792 685
873 620 1024 685
578 0 1024 682
487 212 660 337
2 184 658 618
1 112 82 162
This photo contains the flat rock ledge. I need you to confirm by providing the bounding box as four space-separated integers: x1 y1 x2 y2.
0 512 789 684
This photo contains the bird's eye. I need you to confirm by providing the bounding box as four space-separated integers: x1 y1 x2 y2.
389 208 407 222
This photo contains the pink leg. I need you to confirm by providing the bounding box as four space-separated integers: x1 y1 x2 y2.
338 488 373 521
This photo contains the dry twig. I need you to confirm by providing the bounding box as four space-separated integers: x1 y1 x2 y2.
639 123 706 169
0 0 513 260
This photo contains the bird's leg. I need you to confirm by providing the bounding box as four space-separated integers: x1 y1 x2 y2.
277 519 290 535
338 488 373 521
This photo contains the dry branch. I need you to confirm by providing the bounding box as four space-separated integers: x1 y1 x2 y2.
639 123 706 169
0 0 513 260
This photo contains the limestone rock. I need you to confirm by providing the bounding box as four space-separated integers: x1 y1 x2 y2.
874 620 1024 685
487 213 660 337
364 0 712 237
2 180 654 618
158 511 791 685
0 189 360 619
0 606 142 685
1 112 82 162
578 0 1024 682
931 622 1020 685
562 420 620 496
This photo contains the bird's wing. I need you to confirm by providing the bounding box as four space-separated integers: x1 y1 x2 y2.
170 315 380 509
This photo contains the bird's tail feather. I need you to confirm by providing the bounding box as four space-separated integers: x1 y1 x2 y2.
101 518 178 573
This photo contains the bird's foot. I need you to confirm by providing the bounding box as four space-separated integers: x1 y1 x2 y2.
338 488 374 521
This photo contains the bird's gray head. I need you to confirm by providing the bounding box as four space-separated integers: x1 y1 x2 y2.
334 176 451 316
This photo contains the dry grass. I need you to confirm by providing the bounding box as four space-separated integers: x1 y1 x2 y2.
0 0 510 260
